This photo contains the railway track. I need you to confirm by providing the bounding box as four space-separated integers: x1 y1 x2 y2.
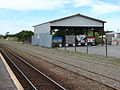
6 45 120 89
0 48 66 90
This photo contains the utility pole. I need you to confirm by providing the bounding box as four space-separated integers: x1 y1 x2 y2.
117 28 119 32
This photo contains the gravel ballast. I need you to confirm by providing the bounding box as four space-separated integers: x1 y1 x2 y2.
0 41 120 89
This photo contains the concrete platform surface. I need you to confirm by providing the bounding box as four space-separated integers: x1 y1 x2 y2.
0 52 24 90
0 58 18 90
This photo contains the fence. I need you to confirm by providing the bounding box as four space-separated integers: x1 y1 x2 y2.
58 39 120 58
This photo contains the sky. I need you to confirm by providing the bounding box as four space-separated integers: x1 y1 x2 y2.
0 0 120 35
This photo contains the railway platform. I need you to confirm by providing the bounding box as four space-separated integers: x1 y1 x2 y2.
0 53 23 90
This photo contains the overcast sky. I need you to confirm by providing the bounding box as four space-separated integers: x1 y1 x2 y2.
0 0 120 35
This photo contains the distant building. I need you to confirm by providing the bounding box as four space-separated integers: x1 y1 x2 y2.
32 13 106 48
106 32 120 45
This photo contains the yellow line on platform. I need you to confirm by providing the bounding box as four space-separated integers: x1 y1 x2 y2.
0 53 24 90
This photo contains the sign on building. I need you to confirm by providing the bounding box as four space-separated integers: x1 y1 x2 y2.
52 37 62 43
66 35 75 44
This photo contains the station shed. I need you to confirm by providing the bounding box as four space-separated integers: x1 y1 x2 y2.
32 13 106 48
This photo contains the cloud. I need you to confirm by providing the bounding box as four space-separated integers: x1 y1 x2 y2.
0 0 119 15
73 0 120 15
0 24 15 35
0 21 34 35
0 0 68 10
91 2 120 15
105 17 120 31
74 0 93 7
61 9 70 14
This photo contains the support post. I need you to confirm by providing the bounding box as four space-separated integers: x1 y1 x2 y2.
87 39 88 54
50 28 53 48
102 33 104 46
93 29 95 37
102 23 104 46
105 39 108 57
64 29 66 51
75 28 77 52
85 28 88 54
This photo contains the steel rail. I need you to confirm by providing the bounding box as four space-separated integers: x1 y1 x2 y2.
1 45 118 89
23 47 120 82
6 48 66 90
13 47 119 89
0 48 37 90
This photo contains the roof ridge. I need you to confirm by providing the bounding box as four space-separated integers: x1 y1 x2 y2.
33 13 106 27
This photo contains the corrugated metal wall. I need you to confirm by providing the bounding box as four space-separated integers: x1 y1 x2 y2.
32 33 52 48
34 23 50 34
51 16 103 27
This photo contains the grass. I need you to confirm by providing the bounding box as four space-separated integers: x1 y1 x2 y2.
47 47 120 66
31 44 120 66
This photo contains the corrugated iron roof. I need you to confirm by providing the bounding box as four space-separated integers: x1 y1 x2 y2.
33 13 106 27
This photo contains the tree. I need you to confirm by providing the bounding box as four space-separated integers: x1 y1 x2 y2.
95 32 101 44
105 31 114 33
0 34 3 39
4 32 10 39
15 30 34 43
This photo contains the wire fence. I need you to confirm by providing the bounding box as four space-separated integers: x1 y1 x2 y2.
58 39 120 58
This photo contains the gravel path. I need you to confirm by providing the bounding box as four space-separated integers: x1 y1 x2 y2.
1 41 120 89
